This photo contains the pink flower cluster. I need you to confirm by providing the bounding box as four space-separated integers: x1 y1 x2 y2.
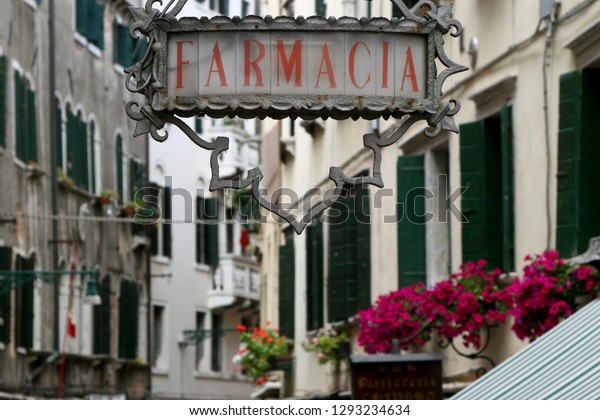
357 283 434 354
429 260 507 349
506 251 600 341
356 252 600 354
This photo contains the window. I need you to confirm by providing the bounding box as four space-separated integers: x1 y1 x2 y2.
218 0 228 15
460 105 514 272
210 312 223 372
306 220 323 331
392 0 419 18
93 275 111 355
242 1 250 16
195 312 206 369
278 233 295 339
130 158 146 235
76 0 104 50
0 56 7 149
152 305 164 367
195 117 203 134
397 155 426 287
556 69 600 257
315 0 326 17
15 254 35 349
151 184 172 258
118 280 139 359
115 135 124 204
226 207 234 254
66 107 95 192
14 70 37 164
55 98 63 168
196 196 219 265
327 186 371 323
113 18 147 68
0 246 12 345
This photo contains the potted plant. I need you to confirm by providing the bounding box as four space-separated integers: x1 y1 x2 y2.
57 167 75 188
233 324 292 385
506 251 600 341
304 330 350 365
121 200 137 217
99 189 119 204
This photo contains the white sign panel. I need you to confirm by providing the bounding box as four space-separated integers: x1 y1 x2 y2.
167 32 426 99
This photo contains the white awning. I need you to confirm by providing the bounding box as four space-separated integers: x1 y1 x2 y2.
452 298 600 399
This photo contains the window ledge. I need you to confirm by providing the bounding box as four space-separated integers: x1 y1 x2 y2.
74 33 102 59
194 263 212 274
152 255 171 266
21 0 40 10
151 367 169 376
113 63 126 76
0 342 5 351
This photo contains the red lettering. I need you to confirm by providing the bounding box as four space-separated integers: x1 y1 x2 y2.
276 40 303 87
315 43 337 88
400 46 419 92
381 41 389 89
176 40 193 89
244 40 266 87
205 42 228 87
349 41 371 89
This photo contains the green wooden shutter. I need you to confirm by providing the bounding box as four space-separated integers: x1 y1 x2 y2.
67 108 77 179
0 56 7 148
306 220 324 331
557 70 600 256
93 275 111 355
196 197 205 264
88 0 104 50
397 155 426 287
16 255 34 349
89 121 96 194
112 19 119 64
55 99 63 169
315 0 326 16
115 135 124 204
150 183 159 256
0 246 12 344
78 115 88 190
76 0 88 36
204 197 219 266
328 197 348 322
14 71 27 162
460 120 503 269
26 87 37 163
501 105 515 271
344 195 359 317
163 187 172 258
118 280 139 359
355 187 371 312
278 235 295 339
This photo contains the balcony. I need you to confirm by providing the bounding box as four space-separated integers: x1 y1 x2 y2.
209 120 260 178
208 255 260 310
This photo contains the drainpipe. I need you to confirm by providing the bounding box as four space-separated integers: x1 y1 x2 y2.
48 0 60 352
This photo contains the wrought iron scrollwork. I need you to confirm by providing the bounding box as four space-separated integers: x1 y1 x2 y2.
438 323 497 378
125 0 468 234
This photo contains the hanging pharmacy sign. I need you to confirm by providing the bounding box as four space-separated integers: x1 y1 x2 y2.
125 0 467 233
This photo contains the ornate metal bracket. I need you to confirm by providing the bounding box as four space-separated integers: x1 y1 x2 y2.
438 323 497 378
125 0 467 234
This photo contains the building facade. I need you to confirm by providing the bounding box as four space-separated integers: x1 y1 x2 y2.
0 0 151 398
148 0 263 399
260 0 600 398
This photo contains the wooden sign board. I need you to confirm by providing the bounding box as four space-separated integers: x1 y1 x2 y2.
350 353 443 400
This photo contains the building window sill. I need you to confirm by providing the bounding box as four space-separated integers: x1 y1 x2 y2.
74 33 102 59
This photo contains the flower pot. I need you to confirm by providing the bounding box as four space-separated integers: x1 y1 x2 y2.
267 354 293 371
335 341 351 360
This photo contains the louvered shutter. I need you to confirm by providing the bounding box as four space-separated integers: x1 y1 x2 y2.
306 220 323 331
355 187 371 312
0 57 7 148
397 155 426 287
328 197 348 322
278 235 295 339
0 246 12 344
204 197 219 266
163 187 172 258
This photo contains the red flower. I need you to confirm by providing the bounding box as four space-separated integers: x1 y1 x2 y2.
236 324 247 332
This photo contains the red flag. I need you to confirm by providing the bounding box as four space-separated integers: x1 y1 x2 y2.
240 228 250 249
67 311 76 338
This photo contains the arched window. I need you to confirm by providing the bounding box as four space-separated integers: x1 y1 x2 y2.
14 69 37 164
115 134 124 204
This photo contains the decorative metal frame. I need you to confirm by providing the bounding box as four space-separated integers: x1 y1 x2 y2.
125 0 467 234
